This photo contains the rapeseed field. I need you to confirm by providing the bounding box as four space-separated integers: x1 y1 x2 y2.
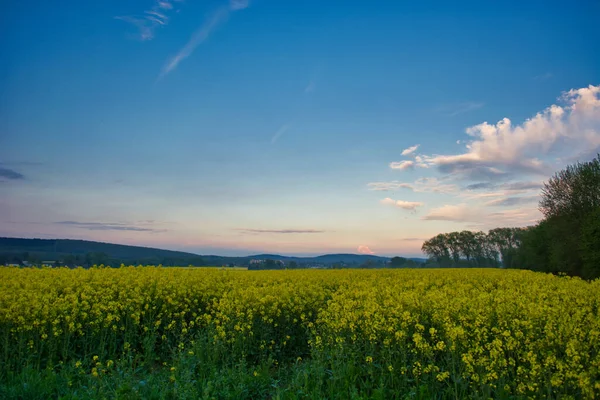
1 267 598 399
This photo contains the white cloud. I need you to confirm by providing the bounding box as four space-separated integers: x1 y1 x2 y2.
420 85 600 179
390 160 414 170
401 144 420 156
369 85 600 229
380 198 424 211
357 245 375 255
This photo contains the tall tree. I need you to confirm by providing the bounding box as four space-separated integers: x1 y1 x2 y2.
445 232 462 265
422 234 451 266
538 155 600 277
540 155 600 220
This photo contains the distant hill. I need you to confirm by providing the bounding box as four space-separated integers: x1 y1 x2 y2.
0 238 205 266
249 253 391 264
0 237 425 267
0 238 201 260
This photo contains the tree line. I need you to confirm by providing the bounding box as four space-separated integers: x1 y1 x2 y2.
422 228 523 268
422 155 600 279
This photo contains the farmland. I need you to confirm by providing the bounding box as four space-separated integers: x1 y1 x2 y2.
1 267 599 399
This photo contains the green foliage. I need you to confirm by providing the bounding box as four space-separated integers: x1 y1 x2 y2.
422 155 600 278
389 256 407 267
581 208 600 279
540 155 600 220
512 154 600 278
421 229 515 268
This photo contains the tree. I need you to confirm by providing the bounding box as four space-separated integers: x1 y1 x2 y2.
390 257 407 268
457 231 477 263
63 255 76 267
445 232 461 265
422 234 451 266
514 222 551 273
537 155 600 277
487 228 524 268
581 208 600 279
540 155 600 220
360 260 377 269
289 261 298 269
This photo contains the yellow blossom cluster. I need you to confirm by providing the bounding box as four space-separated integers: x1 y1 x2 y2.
0 266 598 398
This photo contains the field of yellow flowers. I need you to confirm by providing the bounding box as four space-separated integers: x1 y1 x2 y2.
1 266 599 399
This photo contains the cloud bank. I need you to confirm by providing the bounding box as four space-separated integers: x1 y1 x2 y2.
371 84 600 229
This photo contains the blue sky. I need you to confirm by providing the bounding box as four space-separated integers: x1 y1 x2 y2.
1 0 599 256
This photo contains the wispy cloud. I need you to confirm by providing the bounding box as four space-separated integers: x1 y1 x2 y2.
116 0 183 41
465 181 543 192
389 160 414 170
55 221 167 232
0 166 25 180
483 195 539 207
357 245 375 255
422 205 539 228
229 0 249 10
368 178 458 194
271 124 290 144
437 102 484 117
159 1 249 78
305 80 316 93
401 144 420 156
236 228 326 234
367 181 414 191
534 72 553 81
422 204 480 222
380 197 424 211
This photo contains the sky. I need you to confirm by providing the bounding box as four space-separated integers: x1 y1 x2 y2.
1 0 599 257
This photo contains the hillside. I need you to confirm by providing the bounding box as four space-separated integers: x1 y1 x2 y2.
0 238 205 266
0 237 425 267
